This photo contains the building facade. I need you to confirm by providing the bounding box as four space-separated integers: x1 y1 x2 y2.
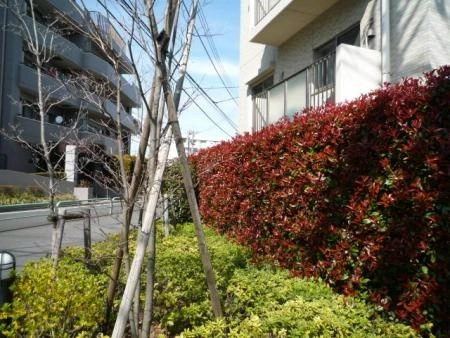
0 0 140 177
239 0 450 132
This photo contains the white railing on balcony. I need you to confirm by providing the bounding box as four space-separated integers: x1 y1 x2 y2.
254 0 282 24
308 52 336 108
252 52 336 131
252 91 269 132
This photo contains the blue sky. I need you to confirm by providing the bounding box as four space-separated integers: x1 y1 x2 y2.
80 0 240 151
178 0 240 143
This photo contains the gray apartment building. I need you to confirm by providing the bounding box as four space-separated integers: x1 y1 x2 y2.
0 0 140 178
239 0 450 132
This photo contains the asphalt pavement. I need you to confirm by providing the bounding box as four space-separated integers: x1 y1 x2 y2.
0 202 140 271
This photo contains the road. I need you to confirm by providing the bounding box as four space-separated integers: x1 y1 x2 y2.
0 201 139 271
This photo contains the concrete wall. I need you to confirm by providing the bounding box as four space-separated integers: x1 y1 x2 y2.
335 44 381 103
0 170 74 194
276 0 373 82
390 0 450 82
239 0 277 133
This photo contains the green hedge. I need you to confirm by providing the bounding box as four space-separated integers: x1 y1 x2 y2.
183 268 418 337
0 259 107 337
0 224 424 337
0 185 74 205
191 66 450 335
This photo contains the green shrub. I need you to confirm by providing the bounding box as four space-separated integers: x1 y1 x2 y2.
162 160 193 225
0 258 107 337
0 223 424 337
183 267 419 337
0 185 74 205
151 224 250 335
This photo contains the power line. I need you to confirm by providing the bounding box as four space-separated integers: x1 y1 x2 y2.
99 0 238 134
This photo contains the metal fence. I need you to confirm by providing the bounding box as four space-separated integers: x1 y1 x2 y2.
307 52 336 108
251 52 336 131
252 90 269 132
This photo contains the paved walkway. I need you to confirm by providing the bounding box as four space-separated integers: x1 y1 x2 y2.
0 209 139 271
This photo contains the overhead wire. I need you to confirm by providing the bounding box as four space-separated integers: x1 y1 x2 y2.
102 0 238 135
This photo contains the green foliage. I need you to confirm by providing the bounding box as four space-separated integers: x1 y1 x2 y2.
0 258 107 337
143 223 418 337
183 267 419 337
121 154 137 182
0 223 424 337
0 185 74 205
162 159 192 225
191 66 450 334
151 224 250 335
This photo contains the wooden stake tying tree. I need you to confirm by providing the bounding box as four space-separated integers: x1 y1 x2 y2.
112 0 222 336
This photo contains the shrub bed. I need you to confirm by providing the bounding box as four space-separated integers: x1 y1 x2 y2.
191 66 450 335
0 185 74 205
0 259 107 337
0 224 418 337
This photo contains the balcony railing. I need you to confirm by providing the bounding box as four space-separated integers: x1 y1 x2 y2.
88 11 125 52
252 52 336 131
252 91 269 132
308 52 336 108
255 0 281 24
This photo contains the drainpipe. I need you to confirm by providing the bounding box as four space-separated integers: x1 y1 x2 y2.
381 0 391 84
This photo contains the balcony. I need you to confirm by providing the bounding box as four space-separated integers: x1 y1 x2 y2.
15 115 77 144
253 44 381 131
82 52 140 107
18 64 78 106
251 0 339 46
15 115 120 155
23 16 82 68
35 0 85 25
88 11 133 73
18 64 137 133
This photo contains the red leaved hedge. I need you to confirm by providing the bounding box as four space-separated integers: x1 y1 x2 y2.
191 66 450 335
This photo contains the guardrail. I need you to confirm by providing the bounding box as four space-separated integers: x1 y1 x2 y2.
0 197 122 215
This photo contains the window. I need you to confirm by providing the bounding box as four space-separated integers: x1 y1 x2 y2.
314 23 360 60
309 23 360 108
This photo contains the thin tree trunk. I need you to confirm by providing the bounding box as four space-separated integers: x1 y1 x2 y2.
140 220 156 338
166 94 223 318
83 208 91 264
103 205 133 331
112 128 173 338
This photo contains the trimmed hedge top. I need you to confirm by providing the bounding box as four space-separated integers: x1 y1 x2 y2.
192 66 450 336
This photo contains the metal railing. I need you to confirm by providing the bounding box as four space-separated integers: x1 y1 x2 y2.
0 197 121 215
252 91 269 132
307 52 336 108
254 0 281 24
88 11 125 52
251 52 336 131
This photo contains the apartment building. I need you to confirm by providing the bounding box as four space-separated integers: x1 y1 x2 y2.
239 0 450 132
0 0 140 179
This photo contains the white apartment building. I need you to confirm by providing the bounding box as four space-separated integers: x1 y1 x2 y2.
239 0 450 132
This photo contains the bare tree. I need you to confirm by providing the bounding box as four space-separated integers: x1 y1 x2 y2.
0 0 86 261
112 0 222 336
